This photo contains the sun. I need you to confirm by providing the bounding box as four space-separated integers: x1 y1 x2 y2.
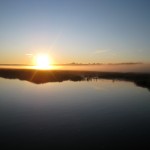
35 54 52 69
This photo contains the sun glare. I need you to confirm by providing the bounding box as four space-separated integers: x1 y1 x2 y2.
35 54 52 69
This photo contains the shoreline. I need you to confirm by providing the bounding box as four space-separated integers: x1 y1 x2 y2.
0 68 150 91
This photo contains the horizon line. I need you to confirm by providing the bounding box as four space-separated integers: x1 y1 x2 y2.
0 62 144 66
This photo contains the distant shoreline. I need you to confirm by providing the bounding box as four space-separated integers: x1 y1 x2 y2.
0 62 144 66
0 63 150 73
0 69 149 91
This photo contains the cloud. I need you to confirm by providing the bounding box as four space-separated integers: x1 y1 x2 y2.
94 49 108 54
93 49 117 57
26 53 32 56
26 53 33 57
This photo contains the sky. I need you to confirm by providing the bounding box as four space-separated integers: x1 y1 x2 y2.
0 0 150 64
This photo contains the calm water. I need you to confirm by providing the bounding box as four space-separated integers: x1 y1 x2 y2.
0 77 150 148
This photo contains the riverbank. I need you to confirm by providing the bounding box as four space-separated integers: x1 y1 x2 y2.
0 69 150 91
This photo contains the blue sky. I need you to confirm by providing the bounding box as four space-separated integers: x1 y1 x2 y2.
0 0 150 64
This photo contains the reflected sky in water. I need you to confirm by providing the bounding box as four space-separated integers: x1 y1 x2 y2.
0 78 150 148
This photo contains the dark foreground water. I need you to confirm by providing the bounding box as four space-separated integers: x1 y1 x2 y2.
0 77 150 149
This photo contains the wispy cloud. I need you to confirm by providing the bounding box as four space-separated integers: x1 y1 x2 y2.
26 53 33 57
93 49 108 54
93 49 117 57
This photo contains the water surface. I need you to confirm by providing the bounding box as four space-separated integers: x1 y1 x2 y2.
0 77 150 148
